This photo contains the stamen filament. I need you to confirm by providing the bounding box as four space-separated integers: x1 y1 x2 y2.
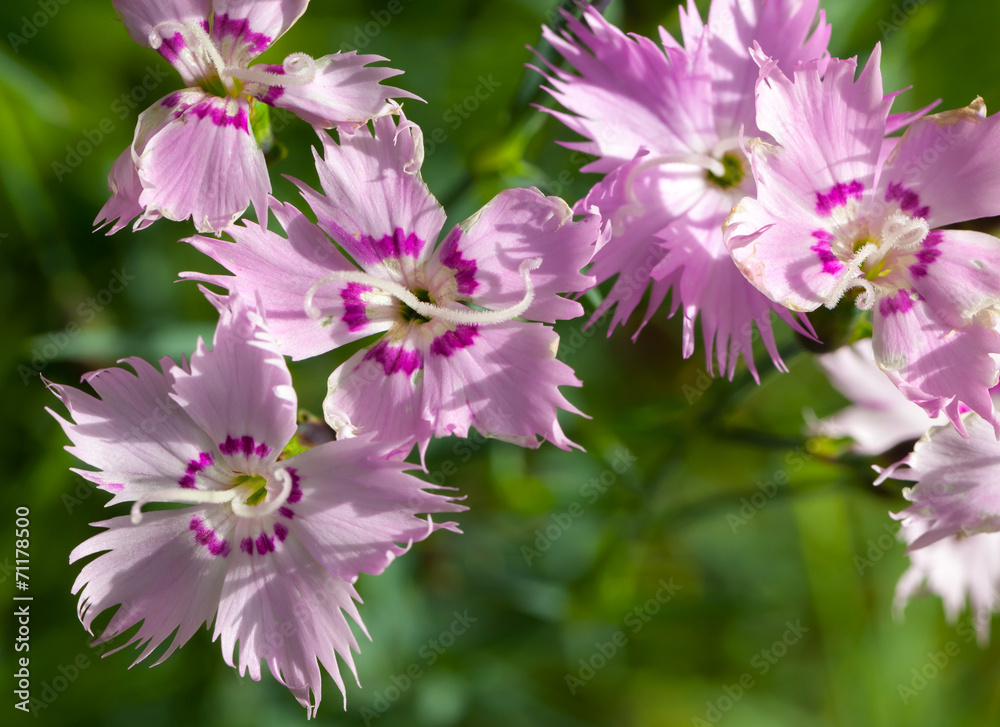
131 487 238 525
304 258 543 326
150 21 234 94
227 52 318 88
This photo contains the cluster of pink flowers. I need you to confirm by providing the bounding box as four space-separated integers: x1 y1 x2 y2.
50 0 1000 715
54 0 604 717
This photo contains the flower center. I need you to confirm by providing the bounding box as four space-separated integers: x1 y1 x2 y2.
822 210 930 310
148 21 317 99
706 153 745 190
400 288 435 324
305 258 542 327
130 467 294 524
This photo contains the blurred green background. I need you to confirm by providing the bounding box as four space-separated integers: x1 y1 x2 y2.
4 0 1000 725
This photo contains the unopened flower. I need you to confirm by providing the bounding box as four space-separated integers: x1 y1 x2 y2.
537 0 829 378
186 112 604 456
97 0 414 234
726 46 1000 433
48 293 463 717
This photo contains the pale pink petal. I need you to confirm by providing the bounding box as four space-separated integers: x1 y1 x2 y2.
873 294 1000 436
576 151 703 335
211 0 309 64
292 114 445 283
282 436 464 581
421 321 583 450
750 47 889 215
880 99 1000 229
45 357 221 506
706 0 830 135
323 330 427 457
137 93 269 234
906 229 1000 330
215 524 365 716
426 187 600 324
171 294 297 466
813 338 940 455
94 147 150 235
724 193 840 312
70 507 229 665
654 192 811 379
250 52 417 132
538 5 714 171
880 415 1000 548
184 200 394 360
895 517 1000 645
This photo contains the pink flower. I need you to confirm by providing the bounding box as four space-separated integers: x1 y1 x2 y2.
47 293 463 718
812 338 943 455
876 414 1000 549
536 1 828 378
97 0 415 235
185 112 604 457
725 46 1000 434
895 517 1000 646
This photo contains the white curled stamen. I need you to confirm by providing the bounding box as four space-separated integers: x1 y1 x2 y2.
304 258 543 326
230 468 293 518
150 21 232 93
131 487 238 525
880 210 929 252
227 52 318 88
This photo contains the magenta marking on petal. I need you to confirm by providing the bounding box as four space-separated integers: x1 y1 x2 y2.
161 92 182 109
430 325 480 357
886 182 931 219
180 450 215 488
157 32 186 62
810 230 844 275
286 468 302 504
240 435 254 456
278 506 295 519
213 13 272 55
189 100 250 133
258 85 285 106
363 340 423 376
255 533 275 555
240 537 254 554
254 442 270 458
879 289 914 317
815 180 864 217
106 483 125 492
273 522 288 542
353 228 427 266
909 230 944 279
438 229 479 296
191 517 230 558
341 282 372 332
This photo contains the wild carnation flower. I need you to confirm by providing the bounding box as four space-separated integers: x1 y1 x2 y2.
894 517 1000 646
185 112 604 456
97 0 414 234
536 0 829 378
812 337 942 455
47 293 463 718
725 46 1000 434
876 413 1000 550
